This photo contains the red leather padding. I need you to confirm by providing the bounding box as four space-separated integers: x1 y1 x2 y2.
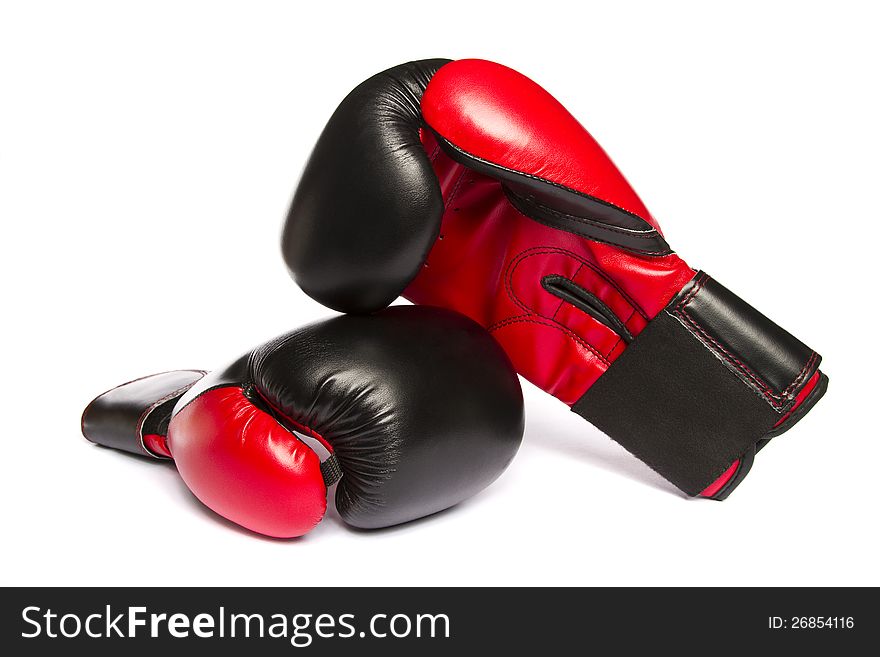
411 61 695 405
422 59 660 230
142 433 172 459
405 59 822 498
406 133 694 405
168 387 326 538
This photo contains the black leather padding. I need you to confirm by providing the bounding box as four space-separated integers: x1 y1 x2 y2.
81 370 206 458
572 273 824 496
282 59 451 314
243 306 524 529
670 273 819 410
174 353 251 412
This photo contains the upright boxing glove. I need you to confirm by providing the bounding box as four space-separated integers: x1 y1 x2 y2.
284 59 827 499
81 307 524 537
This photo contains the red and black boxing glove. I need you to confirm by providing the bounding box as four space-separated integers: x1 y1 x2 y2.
81 307 524 537
283 59 827 499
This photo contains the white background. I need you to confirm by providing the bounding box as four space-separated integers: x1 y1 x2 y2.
1 1 876 587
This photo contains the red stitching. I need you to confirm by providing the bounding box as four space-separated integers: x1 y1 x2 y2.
487 314 611 366
674 272 708 313
504 246 649 320
497 246 644 370
675 309 781 402
606 306 638 358
673 279 817 407
444 168 469 209
551 263 584 321
780 351 818 399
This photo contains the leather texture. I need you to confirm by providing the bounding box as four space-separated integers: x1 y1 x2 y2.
283 58 827 499
81 370 206 458
572 287 795 496
81 306 524 537
437 137 672 255
170 386 328 538
669 273 819 411
282 59 450 313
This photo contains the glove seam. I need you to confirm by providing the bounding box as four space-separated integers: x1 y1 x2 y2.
606 306 639 359
505 246 650 321
430 128 660 234
671 273 817 408
505 190 673 256
550 263 584 321
443 166 470 212
517 191 660 238
487 313 611 366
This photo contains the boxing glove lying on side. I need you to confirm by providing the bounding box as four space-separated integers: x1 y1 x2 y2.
81 306 524 537
284 58 827 499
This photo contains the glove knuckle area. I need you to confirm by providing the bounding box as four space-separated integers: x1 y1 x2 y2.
282 59 449 314
169 386 326 539
252 306 524 530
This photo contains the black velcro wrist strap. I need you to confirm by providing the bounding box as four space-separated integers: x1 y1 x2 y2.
572 272 822 496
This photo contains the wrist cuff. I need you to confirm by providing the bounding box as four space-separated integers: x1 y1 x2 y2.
572 272 824 496
81 370 206 459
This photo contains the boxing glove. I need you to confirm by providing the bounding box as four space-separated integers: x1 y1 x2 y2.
283 58 827 499
81 306 524 537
